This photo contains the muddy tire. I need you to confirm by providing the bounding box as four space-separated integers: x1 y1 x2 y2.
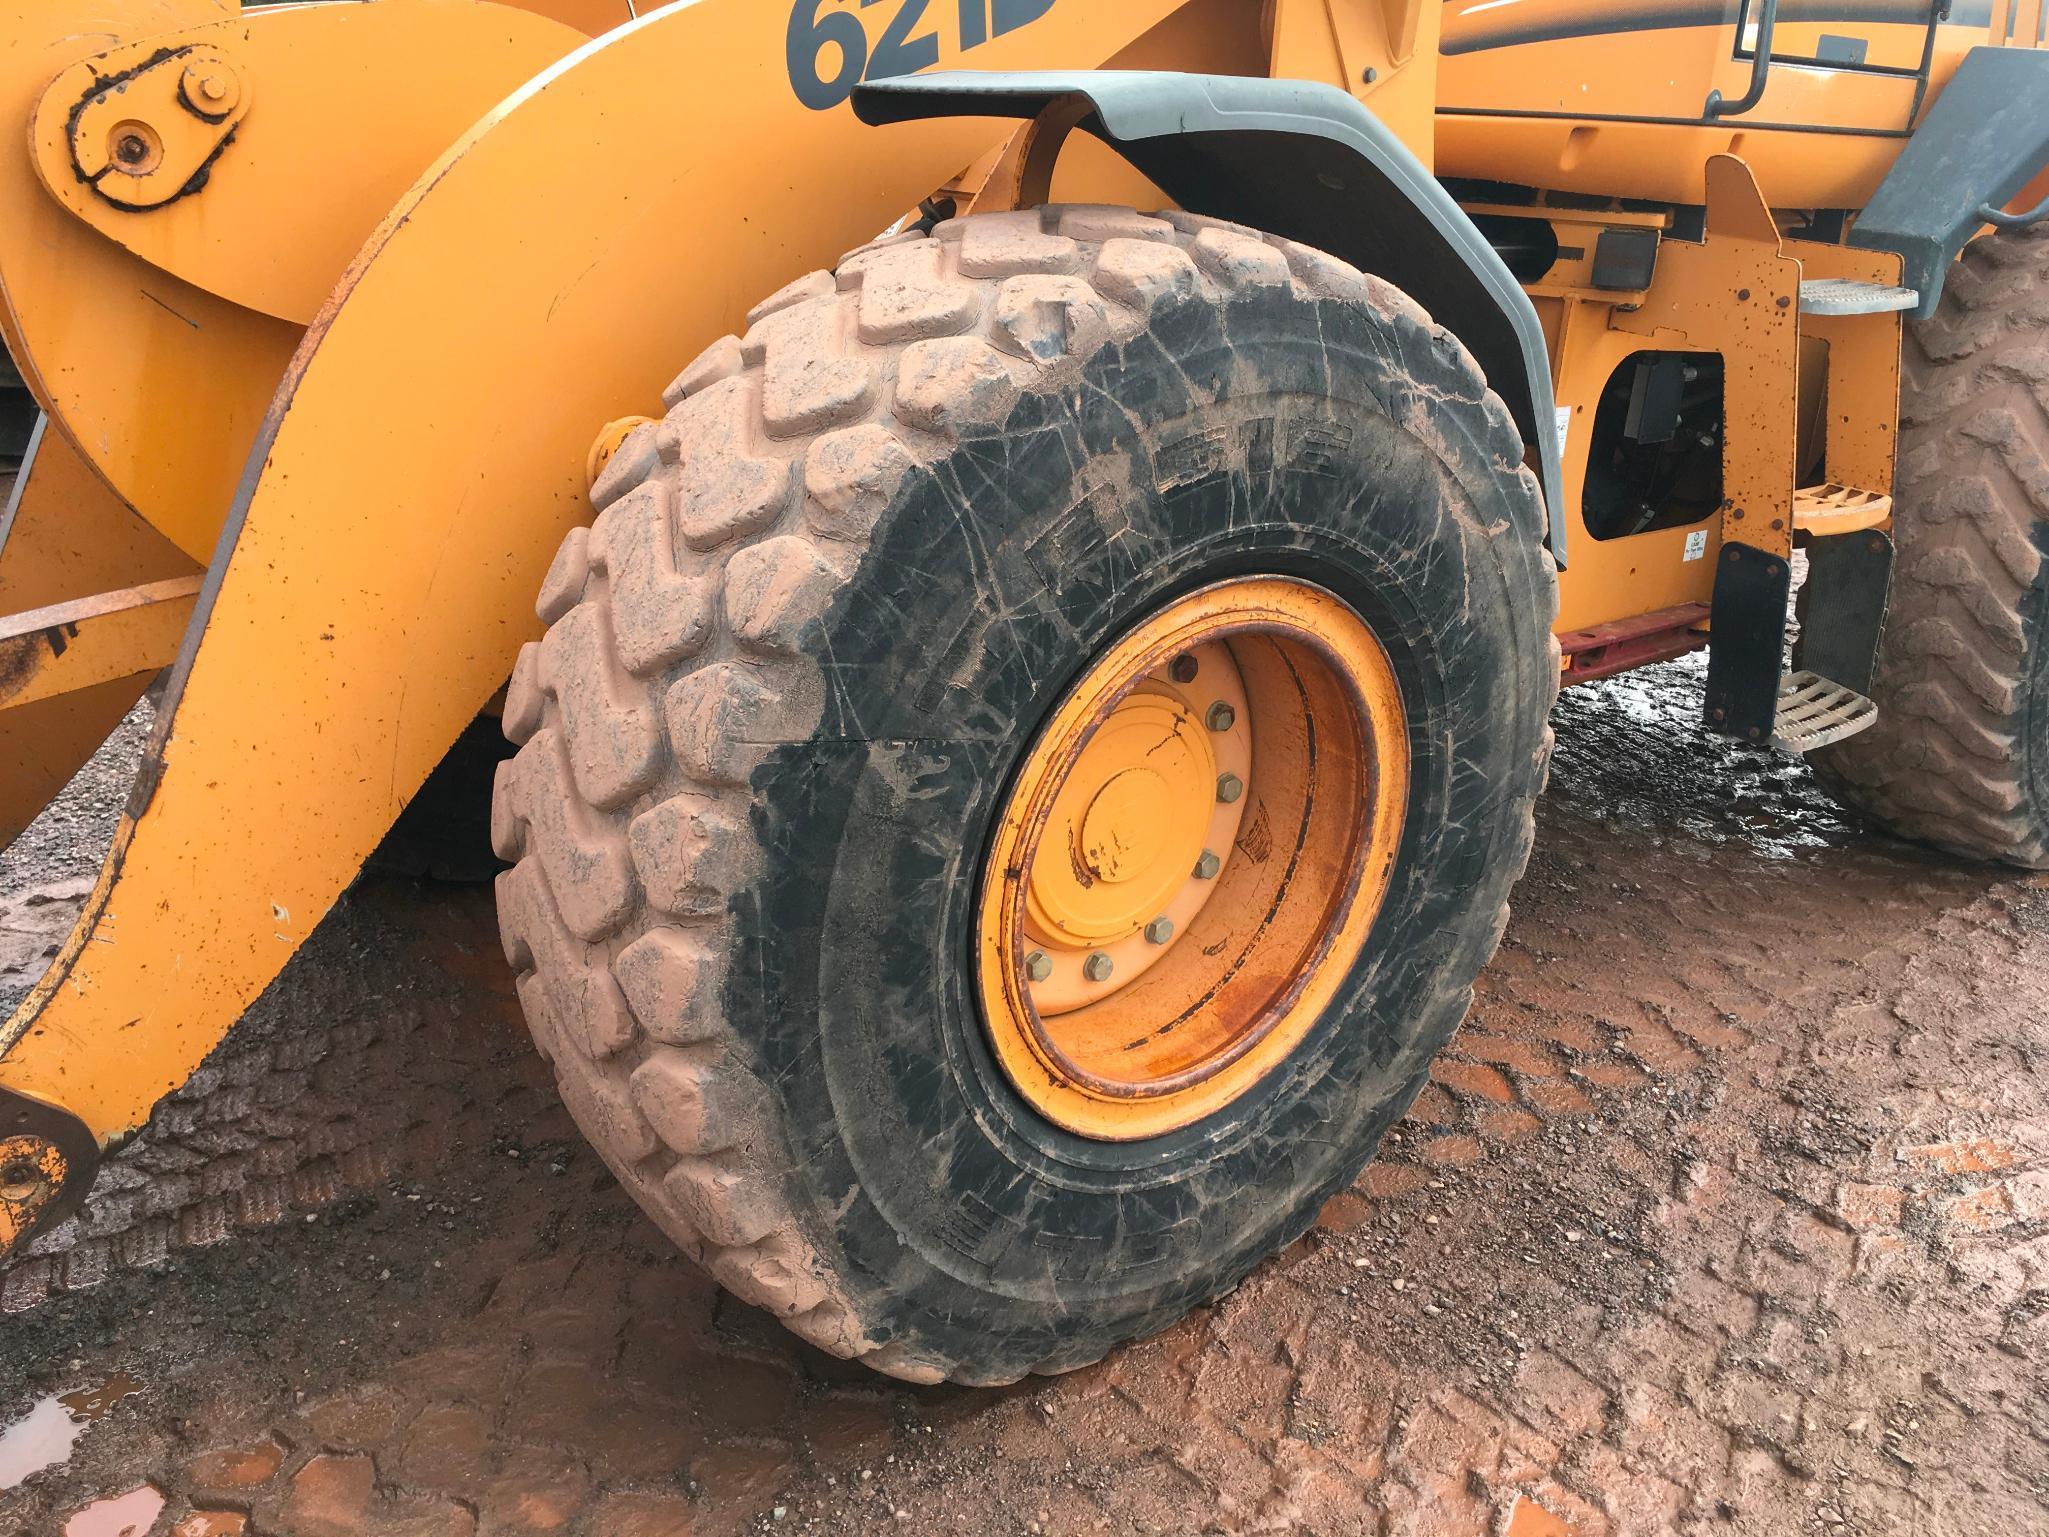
492 207 1558 1383
1812 222 2049 866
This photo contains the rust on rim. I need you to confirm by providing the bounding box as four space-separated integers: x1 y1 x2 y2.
976 577 1409 1140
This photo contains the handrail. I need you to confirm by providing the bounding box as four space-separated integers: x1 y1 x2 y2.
1977 191 2049 230
1705 0 1781 119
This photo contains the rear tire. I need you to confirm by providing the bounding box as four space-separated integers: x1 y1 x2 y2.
492 207 1558 1382
1813 221 2049 866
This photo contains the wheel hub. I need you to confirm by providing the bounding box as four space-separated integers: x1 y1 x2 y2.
976 577 1409 1141
1020 647 1251 1012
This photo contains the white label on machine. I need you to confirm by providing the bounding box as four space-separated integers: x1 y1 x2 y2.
1683 529 1708 562
1554 405 1572 459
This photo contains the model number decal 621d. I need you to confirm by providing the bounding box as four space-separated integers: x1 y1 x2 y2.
786 0 1058 111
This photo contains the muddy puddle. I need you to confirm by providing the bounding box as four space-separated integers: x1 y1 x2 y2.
1549 650 1859 860
4 650 2045 1534
0 1372 143 1492
52 1482 162 1537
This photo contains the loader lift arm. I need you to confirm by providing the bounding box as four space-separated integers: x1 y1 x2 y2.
0 0 1250 1263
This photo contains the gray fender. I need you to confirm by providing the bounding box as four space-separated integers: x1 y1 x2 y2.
854 70 1568 563
1849 47 2049 320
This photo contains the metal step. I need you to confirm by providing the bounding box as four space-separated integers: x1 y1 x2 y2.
1799 278 1918 316
1793 483 1892 535
1772 669 1879 753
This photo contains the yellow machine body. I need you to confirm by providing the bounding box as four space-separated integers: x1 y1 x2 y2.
0 0 2040 1254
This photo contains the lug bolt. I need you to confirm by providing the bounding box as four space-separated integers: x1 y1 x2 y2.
1205 701 1236 732
1143 917 1174 945
1193 850 1221 880
1169 654 1198 684
1215 772 1243 804
1083 951 1114 983
1023 950 1053 983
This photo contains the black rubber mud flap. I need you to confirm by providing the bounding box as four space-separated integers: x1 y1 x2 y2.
1704 540 1792 742
1796 531 1893 696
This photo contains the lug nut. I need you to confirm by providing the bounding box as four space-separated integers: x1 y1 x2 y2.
1215 772 1243 804
1169 654 1199 684
1023 950 1053 983
1193 850 1221 880
1083 951 1114 983
1143 917 1174 945
1205 701 1236 732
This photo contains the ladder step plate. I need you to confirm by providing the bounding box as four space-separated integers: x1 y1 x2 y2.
1793 483 1892 535
1773 669 1879 753
1799 278 1919 316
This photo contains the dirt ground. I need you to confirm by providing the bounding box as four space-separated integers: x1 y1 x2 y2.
2 654 2046 1537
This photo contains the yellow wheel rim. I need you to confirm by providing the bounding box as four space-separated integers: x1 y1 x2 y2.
976 577 1410 1141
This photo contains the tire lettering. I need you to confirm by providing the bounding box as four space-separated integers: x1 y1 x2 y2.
1154 426 1230 490
1286 421 1354 479
1025 493 1120 588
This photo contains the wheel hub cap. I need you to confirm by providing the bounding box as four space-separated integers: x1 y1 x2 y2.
976 577 1410 1141
1020 650 1251 1009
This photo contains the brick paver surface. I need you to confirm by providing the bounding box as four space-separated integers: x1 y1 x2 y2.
3 659 2046 1536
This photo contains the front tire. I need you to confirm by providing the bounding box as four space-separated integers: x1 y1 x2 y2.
492 207 1558 1383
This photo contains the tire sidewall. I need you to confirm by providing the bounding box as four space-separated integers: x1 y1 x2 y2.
735 285 1547 1369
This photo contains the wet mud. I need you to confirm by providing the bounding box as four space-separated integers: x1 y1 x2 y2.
1 653 2045 1536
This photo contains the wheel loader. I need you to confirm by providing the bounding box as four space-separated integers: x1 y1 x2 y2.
1 0 2045 1385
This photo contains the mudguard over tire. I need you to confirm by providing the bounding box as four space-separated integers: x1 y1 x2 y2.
1814 221 2049 867
492 206 1558 1383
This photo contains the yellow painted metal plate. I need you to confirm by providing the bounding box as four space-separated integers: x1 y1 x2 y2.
29 2 584 326
49 43 251 211
1792 484 1893 536
1541 186 1793 635
0 416 196 614
0 1 299 565
1607 156 1802 567
0 0 1190 1143
0 0 581 566
0 418 197 847
0 576 201 711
